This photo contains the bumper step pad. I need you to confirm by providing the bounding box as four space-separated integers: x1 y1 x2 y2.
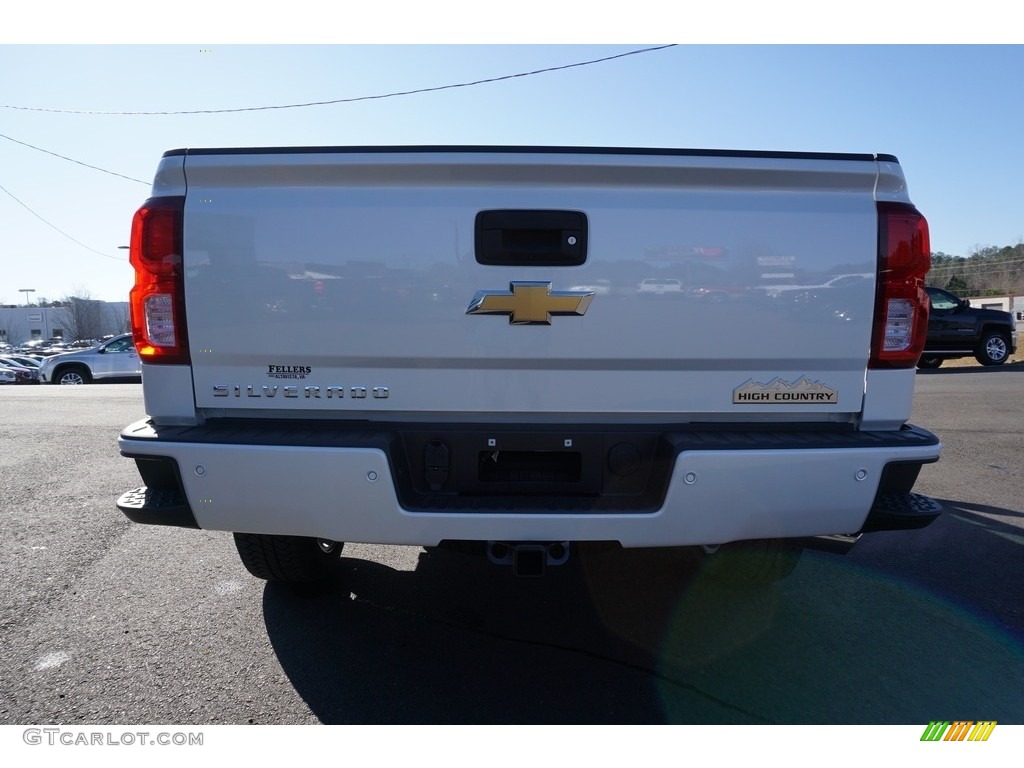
116 486 199 529
861 492 943 533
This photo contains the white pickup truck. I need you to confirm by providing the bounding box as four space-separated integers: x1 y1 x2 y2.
117 146 942 587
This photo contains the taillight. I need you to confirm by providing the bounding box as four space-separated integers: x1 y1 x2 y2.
129 196 189 365
870 202 931 369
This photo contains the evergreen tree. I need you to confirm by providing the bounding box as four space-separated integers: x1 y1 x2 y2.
945 275 968 295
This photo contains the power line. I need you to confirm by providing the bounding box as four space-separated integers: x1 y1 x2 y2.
930 257 1024 263
0 182 126 261
0 131 149 185
0 45 677 116
929 257 1024 272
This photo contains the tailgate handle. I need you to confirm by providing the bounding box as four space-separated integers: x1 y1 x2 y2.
475 210 587 266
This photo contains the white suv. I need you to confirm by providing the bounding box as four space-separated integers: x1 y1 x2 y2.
38 334 141 385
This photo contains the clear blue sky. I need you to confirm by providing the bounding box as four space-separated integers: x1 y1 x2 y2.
2 41 1022 303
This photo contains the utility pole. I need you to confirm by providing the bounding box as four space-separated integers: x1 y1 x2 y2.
18 288 35 306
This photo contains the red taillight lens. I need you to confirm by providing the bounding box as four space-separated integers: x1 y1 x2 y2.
870 202 931 369
129 196 189 365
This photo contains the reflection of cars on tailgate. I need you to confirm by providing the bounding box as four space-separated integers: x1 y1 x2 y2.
761 273 872 298
917 287 1017 368
38 333 141 384
569 279 612 295
637 277 683 294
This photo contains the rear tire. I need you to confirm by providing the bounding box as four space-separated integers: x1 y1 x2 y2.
233 533 342 586
693 539 803 588
916 357 943 369
975 331 1010 366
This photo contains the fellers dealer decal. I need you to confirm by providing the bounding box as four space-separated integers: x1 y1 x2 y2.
733 376 838 404
267 364 312 380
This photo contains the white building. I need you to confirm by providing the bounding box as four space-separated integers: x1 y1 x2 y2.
0 301 130 347
964 294 1024 335
966 295 1013 312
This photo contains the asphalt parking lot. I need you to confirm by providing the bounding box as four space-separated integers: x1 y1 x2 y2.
0 372 1022 725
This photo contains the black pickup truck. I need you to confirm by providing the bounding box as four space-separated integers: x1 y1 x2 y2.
918 287 1018 368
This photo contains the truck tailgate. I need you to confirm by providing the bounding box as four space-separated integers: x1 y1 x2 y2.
179 148 884 419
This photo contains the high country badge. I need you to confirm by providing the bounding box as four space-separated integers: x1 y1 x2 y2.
733 377 838 404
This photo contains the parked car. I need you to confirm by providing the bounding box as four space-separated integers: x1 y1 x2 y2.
0 368 18 385
918 287 1018 368
65 339 100 349
37 334 142 384
5 355 44 369
16 339 63 354
0 357 39 383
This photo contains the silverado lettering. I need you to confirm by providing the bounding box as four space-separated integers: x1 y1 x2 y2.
212 384 389 399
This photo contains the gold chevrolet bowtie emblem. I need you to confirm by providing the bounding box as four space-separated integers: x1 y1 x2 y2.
466 281 595 325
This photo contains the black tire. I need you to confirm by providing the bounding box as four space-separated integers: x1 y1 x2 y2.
974 331 1010 366
55 365 92 385
693 539 803 588
916 357 943 369
233 533 342 585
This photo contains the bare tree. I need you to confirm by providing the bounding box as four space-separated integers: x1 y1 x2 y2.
112 302 131 334
57 289 105 342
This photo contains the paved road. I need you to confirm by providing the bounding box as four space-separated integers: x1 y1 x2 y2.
0 374 1021 724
